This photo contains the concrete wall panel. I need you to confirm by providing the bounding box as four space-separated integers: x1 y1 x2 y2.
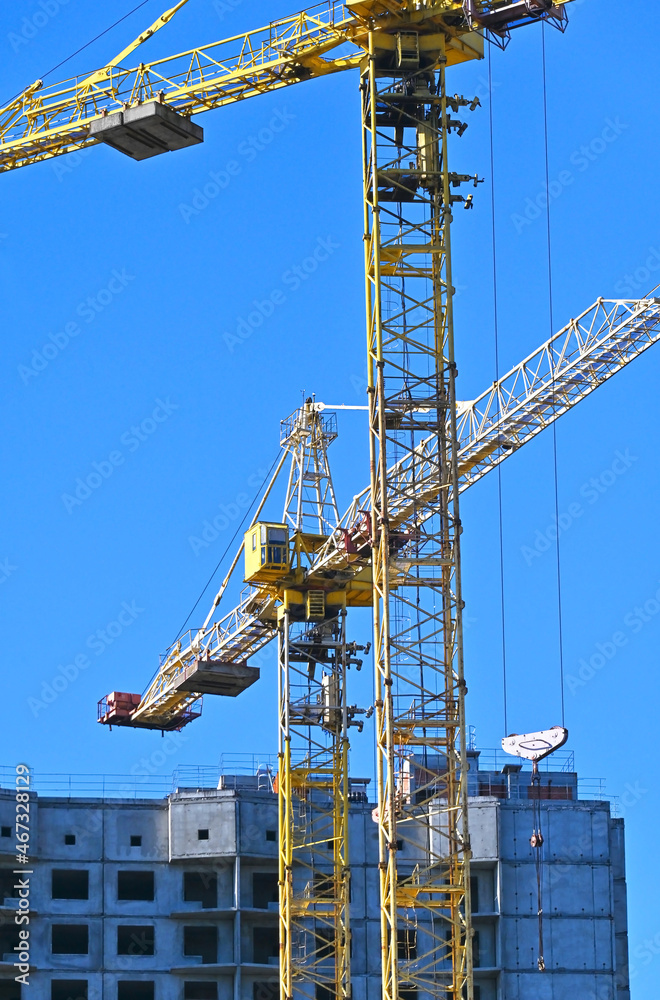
105 805 170 861
39 804 104 861
19 773 629 1000
238 800 277 859
170 799 236 859
468 802 498 862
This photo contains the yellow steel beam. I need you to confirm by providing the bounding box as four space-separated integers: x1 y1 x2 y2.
0 2 488 173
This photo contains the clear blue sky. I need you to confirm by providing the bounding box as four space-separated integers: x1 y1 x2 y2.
1 0 659 992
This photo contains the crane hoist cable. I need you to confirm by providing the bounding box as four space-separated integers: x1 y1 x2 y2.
541 21 566 726
135 444 286 703
502 727 569 973
171 449 283 642
488 40 509 736
530 760 546 971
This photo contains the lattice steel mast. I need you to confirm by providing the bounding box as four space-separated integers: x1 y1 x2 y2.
363 35 478 1000
277 402 368 1000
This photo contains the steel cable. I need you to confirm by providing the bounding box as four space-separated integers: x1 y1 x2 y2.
541 23 566 727
1 1 154 110
172 451 282 643
488 43 509 736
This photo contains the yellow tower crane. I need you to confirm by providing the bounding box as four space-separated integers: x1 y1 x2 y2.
8 5 655 1000
92 295 660 1000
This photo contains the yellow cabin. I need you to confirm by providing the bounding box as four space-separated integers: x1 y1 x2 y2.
244 522 290 583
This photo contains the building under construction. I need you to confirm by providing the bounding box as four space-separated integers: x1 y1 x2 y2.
0 752 628 1000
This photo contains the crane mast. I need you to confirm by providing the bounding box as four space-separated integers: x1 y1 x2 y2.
363 35 475 1000
263 404 369 1000
276 404 351 1000
278 611 354 1000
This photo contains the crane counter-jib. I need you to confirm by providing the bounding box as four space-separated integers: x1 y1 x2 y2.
0 2 496 172
0 1 577 173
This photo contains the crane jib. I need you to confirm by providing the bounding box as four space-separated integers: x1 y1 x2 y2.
0 1 576 172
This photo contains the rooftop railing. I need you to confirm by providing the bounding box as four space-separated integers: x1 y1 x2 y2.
0 751 614 807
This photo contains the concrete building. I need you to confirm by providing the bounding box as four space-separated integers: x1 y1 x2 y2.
0 752 629 1000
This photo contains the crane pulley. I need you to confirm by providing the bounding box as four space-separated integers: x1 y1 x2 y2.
502 727 570 972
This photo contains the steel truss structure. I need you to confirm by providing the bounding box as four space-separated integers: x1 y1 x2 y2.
102 292 660 738
278 611 353 1000
326 296 660 543
14 4 659 1000
277 406 351 1000
0 2 575 173
275 405 369 1000
362 38 474 1000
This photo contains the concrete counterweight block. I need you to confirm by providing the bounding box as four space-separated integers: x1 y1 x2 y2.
89 101 203 160
174 658 260 697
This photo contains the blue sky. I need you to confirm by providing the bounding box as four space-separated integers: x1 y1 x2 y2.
1 0 659 991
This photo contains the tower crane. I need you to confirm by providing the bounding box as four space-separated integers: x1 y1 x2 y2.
97 293 660 1000
6 4 651 1000
95 294 660 1000
99 293 660 733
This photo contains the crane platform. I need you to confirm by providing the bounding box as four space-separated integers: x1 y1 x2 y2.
97 690 202 731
